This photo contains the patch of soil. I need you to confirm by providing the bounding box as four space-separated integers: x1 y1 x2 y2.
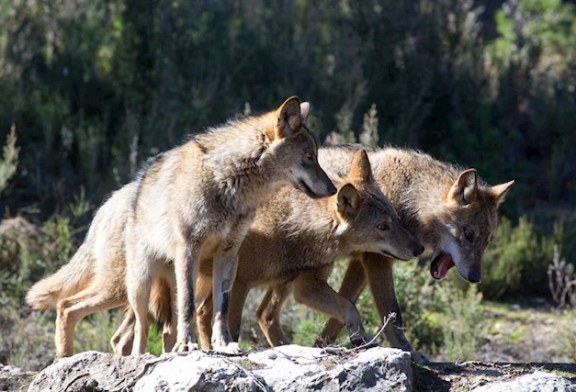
0 364 37 392
414 361 576 391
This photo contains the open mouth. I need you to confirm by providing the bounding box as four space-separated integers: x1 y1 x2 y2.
430 252 455 280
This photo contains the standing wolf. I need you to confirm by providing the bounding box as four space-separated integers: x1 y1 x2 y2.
124 96 335 354
312 145 513 360
27 97 336 357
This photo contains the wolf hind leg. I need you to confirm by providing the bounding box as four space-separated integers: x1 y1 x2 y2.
256 282 292 347
110 309 136 355
55 285 125 359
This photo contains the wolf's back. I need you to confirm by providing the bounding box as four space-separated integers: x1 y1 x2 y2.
26 243 94 310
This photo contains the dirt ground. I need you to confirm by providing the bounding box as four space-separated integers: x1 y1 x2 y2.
414 361 576 391
414 299 576 391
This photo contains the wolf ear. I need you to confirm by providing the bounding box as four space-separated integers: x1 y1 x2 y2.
337 183 361 216
448 169 478 205
300 102 310 122
275 96 302 139
489 180 514 207
348 149 373 183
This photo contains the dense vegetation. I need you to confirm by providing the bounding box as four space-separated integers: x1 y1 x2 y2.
0 0 575 368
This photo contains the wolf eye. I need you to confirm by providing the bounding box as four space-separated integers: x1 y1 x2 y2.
377 223 390 231
305 151 313 160
463 227 475 241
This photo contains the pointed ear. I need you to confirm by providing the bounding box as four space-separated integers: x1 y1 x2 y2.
275 96 302 139
448 169 478 205
489 180 514 207
337 183 361 216
348 149 373 183
300 102 310 122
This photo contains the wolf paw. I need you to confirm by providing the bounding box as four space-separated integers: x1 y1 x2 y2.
411 350 430 364
211 341 244 355
349 331 377 348
172 341 199 353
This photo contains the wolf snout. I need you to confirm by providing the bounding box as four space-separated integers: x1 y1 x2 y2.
462 269 481 283
325 182 337 196
467 272 481 283
413 243 425 258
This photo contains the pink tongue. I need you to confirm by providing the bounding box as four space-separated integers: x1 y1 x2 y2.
433 255 455 280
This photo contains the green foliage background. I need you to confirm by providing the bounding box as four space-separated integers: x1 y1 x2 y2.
0 0 574 215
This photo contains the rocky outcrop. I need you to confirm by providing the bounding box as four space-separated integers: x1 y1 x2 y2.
28 346 414 391
472 370 576 392
0 363 36 391
24 346 576 391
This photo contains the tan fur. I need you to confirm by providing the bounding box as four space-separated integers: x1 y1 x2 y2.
191 149 423 349
26 183 177 359
26 97 335 358
113 149 423 354
313 145 513 362
124 96 335 355
26 183 137 359
110 145 513 361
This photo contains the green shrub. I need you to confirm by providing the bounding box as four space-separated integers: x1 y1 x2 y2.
479 217 535 299
479 215 576 300
393 263 485 360
437 284 484 361
0 126 18 195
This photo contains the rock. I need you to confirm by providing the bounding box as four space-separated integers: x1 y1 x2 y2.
28 346 413 392
28 351 158 391
0 363 36 391
472 370 576 392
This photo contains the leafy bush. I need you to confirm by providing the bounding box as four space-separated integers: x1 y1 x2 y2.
478 215 576 300
0 126 18 195
479 217 537 299
394 263 485 360
437 284 484 361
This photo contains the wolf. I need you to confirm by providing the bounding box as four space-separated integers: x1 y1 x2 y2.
123 96 336 355
111 149 424 354
26 96 336 358
192 149 423 349
310 145 514 361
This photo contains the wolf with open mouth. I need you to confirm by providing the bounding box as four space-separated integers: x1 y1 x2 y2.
315 145 514 362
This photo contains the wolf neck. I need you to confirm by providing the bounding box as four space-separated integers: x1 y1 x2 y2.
372 148 461 249
283 192 350 260
192 117 284 211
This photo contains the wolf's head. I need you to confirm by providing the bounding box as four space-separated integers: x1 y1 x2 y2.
266 96 336 199
332 150 424 260
430 169 514 283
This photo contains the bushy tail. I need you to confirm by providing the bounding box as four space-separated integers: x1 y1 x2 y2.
26 244 94 310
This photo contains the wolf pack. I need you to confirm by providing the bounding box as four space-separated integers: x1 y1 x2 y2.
26 96 514 364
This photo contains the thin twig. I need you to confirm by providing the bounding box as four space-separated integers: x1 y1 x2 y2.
352 312 396 351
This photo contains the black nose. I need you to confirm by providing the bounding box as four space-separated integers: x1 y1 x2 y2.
413 243 425 257
327 182 337 196
467 271 481 283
